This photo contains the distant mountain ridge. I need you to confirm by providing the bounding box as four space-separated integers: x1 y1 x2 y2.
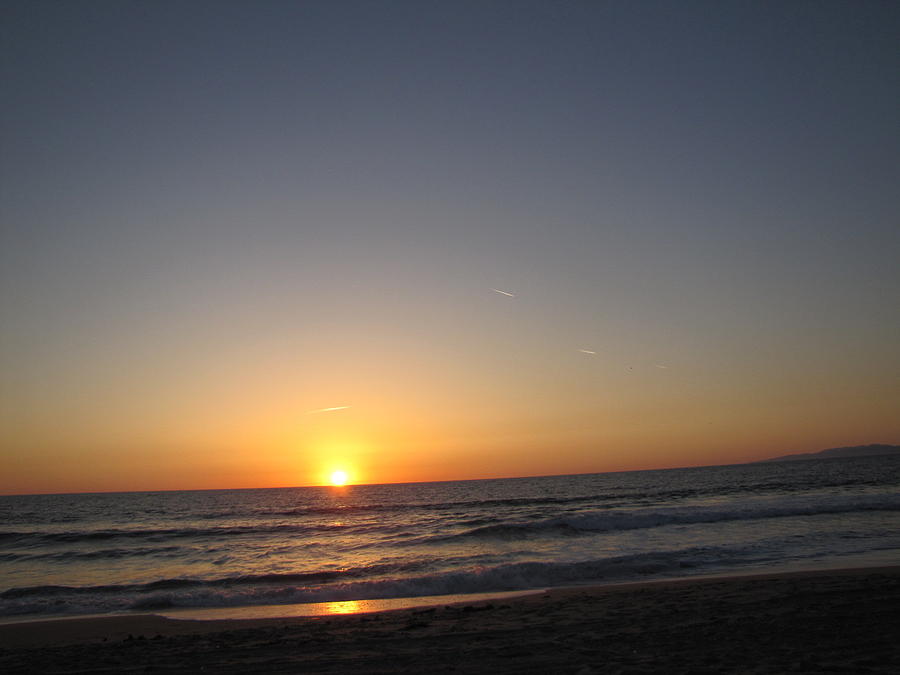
761 444 900 463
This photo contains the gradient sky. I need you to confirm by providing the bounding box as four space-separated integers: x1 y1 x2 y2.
2 0 898 494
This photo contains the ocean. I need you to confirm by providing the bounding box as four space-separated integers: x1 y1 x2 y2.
2 455 898 622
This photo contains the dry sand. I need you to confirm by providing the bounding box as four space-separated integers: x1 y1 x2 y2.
1 566 898 673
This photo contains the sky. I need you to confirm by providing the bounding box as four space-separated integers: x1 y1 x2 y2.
1 0 898 494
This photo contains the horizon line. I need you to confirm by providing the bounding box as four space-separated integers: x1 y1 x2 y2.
5 450 895 497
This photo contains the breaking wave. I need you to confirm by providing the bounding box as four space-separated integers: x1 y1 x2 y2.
0 546 736 617
426 493 900 544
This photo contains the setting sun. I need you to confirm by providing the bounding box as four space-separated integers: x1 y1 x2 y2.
330 470 349 486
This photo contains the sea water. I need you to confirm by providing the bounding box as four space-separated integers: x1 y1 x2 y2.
1 455 898 621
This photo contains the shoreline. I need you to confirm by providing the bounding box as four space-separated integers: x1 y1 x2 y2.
1 559 894 629
2 565 899 673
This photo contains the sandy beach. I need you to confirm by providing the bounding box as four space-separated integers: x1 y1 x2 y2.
1 566 898 674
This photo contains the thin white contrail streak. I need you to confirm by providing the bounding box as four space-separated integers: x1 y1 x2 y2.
306 406 351 414
578 349 597 355
490 288 516 297
654 364 670 369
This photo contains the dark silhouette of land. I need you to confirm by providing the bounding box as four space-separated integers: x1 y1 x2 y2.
760 443 900 463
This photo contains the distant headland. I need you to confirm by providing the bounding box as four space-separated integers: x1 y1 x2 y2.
759 443 900 463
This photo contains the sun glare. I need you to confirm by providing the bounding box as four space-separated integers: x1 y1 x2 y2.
330 470 349 486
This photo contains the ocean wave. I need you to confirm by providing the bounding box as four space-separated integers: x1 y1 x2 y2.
6 475 887 530
16 492 879 553
0 546 732 617
3 458 897 620
0 545 184 563
0 521 382 547
228 494 628 520
423 493 900 544
0 558 440 601
146 490 688 522
125 475 900 523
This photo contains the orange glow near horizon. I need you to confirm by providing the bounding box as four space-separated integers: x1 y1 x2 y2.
2 364 899 495
3 266 898 496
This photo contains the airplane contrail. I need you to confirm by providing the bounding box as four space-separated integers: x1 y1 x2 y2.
490 288 516 297
578 349 597 355
654 364 669 369
306 406 351 414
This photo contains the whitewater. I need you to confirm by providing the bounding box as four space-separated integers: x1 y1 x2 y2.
1 454 898 621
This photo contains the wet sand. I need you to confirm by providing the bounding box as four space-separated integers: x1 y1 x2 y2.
1 566 898 673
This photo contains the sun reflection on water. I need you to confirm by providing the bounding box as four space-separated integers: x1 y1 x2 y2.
324 600 363 615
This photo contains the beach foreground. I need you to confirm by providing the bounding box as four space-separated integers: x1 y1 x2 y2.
1 567 898 674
